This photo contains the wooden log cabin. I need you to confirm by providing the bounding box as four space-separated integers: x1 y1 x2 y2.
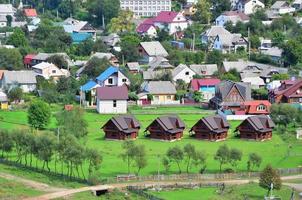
102 115 140 140
235 115 275 141
190 115 230 141
145 116 185 141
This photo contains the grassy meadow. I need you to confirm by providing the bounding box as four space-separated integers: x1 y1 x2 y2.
0 105 302 178
148 183 298 200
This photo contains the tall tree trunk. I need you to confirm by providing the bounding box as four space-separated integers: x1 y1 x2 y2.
46 161 50 172
42 161 45 170
186 157 191 173
176 162 182 174
80 164 86 180
30 153 33 167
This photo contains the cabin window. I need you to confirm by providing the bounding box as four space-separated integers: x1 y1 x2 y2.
113 100 117 107
257 104 266 111
108 78 113 84
122 78 127 83
167 95 172 100
52 70 56 73
185 71 189 75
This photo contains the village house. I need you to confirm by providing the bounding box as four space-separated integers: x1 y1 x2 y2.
235 115 275 141
96 86 128 114
145 116 185 141
190 79 221 101
60 17 97 43
241 76 265 89
270 1 295 15
243 100 271 115
138 41 169 63
210 80 252 111
213 32 248 53
102 115 140 140
125 62 140 73
80 80 100 107
96 66 130 87
137 11 189 36
136 18 157 38
190 115 230 141
138 81 179 105
148 56 173 71
201 26 231 46
237 0 265 15
293 0 302 10
100 33 120 49
261 47 283 64
269 79 302 103
151 11 189 35
1 71 37 93
182 4 197 16
32 62 70 81
215 11 250 26
189 64 218 77
0 4 16 17
172 64 196 84
0 91 8 110
30 53 73 67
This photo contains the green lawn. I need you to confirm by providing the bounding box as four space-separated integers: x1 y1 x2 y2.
0 177 44 199
148 183 298 200
0 107 302 179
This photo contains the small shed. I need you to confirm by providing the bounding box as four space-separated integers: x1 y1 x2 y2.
0 91 8 110
190 115 230 141
102 115 140 140
126 62 140 73
145 116 185 141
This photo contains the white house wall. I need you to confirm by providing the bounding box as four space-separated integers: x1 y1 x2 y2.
97 100 127 114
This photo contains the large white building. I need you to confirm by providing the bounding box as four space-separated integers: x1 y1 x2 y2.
120 0 171 17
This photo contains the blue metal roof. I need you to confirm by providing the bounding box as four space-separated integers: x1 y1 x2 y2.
71 32 92 44
96 66 118 82
80 80 98 91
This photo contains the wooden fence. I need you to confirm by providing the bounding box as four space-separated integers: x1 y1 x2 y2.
102 167 302 184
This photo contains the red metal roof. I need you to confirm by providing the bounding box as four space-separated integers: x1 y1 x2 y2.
243 100 271 114
97 86 128 100
191 79 221 91
23 54 36 65
24 9 38 17
153 11 179 23
136 18 155 33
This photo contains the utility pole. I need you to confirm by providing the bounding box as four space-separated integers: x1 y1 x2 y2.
57 127 60 143
248 27 251 60
192 33 195 52
102 15 105 30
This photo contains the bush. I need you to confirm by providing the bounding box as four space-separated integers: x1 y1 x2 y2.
224 168 235 173
87 171 103 185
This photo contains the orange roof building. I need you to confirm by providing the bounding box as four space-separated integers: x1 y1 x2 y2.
24 9 37 17
243 100 271 115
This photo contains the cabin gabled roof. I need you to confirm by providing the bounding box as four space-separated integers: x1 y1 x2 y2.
102 115 140 134
190 115 229 134
145 116 185 134
236 115 275 133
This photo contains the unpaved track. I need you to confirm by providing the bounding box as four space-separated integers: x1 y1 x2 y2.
0 172 66 193
24 174 302 200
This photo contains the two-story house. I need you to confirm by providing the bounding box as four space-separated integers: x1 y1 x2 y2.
96 66 130 87
138 41 169 63
269 79 302 103
172 64 196 84
96 86 128 114
32 62 70 81
237 0 265 15
210 80 252 111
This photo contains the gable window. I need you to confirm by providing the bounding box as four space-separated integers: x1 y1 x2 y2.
52 70 56 73
122 78 127 83
185 71 189 75
113 100 117 107
108 78 113 84
257 104 266 111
